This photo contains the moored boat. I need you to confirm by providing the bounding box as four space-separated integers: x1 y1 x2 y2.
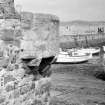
75 47 100 55
55 50 91 64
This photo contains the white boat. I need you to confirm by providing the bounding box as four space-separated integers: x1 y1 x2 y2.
67 48 92 59
76 47 100 55
55 51 91 64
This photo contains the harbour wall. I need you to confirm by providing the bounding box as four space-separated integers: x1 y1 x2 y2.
60 33 105 49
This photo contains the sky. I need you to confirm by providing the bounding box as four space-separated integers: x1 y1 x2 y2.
15 0 105 21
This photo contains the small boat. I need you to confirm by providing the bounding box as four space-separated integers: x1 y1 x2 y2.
76 47 100 55
55 50 91 64
67 48 92 59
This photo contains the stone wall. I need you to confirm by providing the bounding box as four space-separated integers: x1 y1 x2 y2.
0 12 60 104
60 33 105 49
0 1 60 105
0 12 60 58
0 0 19 19
20 12 59 58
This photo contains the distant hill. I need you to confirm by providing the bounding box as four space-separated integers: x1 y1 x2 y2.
60 20 105 26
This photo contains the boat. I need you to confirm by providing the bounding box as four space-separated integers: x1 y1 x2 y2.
75 47 100 55
67 48 92 59
55 50 91 64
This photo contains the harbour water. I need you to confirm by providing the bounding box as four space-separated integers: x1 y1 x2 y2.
53 52 105 80
50 52 105 105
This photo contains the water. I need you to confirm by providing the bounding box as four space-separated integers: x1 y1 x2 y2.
85 53 105 80
51 53 105 105
52 53 105 81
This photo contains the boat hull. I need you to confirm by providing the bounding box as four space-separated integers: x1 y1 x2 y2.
55 59 88 64
55 53 90 64
77 47 100 55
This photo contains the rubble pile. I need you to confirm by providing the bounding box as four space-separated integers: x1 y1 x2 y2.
0 48 52 105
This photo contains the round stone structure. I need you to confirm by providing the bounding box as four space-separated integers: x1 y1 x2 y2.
20 12 60 59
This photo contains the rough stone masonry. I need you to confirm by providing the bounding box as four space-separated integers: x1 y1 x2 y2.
0 0 59 105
